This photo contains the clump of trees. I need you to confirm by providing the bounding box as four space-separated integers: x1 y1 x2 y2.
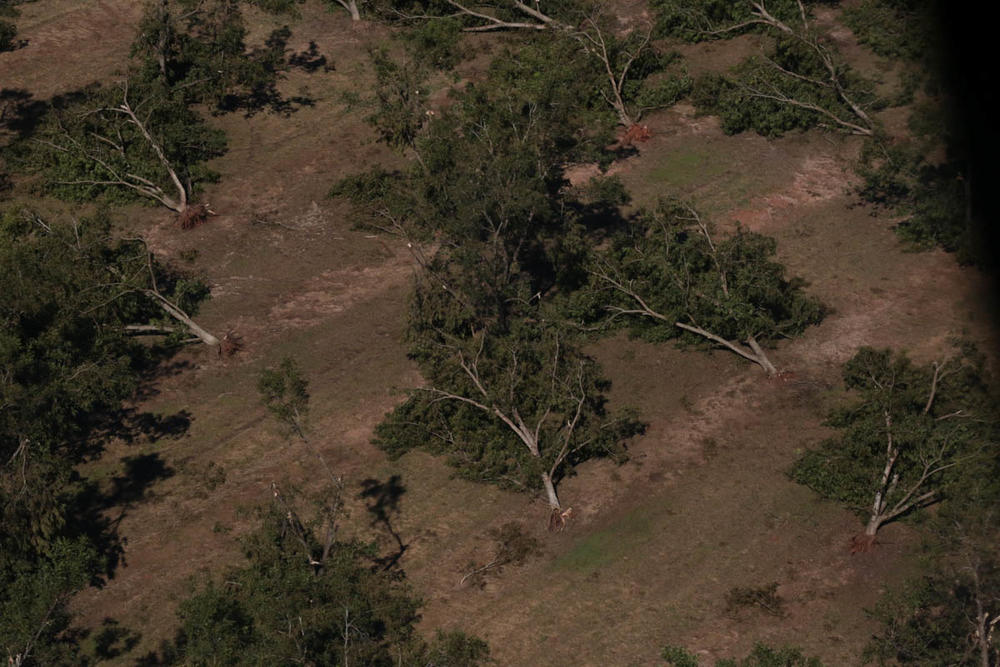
0 208 217 665
791 346 997 550
336 49 646 513
569 198 824 375
865 514 999 666
146 356 490 664
158 490 490 665
843 0 988 264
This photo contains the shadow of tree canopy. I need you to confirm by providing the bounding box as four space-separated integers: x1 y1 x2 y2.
289 41 331 73
359 475 408 570
69 452 175 580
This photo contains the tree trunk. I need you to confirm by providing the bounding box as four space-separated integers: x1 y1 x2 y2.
864 513 882 537
541 472 561 510
746 336 778 376
348 0 360 21
146 291 220 347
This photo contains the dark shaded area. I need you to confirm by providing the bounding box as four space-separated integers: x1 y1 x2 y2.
219 88 315 118
936 5 1000 245
359 475 408 570
106 452 176 509
90 618 142 661
289 41 331 73
0 88 48 141
935 3 1000 293
71 452 175 580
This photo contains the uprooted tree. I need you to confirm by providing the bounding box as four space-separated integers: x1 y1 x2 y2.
375 320 642 512
11 210 219 347
656 0 878 137
21 79 226 216
376 0 690 127
792 346 998 550
570 198 824 375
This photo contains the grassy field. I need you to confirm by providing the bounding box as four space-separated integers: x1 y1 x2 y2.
2 1 996 664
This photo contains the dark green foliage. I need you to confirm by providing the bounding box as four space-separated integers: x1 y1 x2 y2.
365 49 430 153
692 36 876 137
570 199 823 371
716 643 824 667
0 538 100 666
724 582 786 618
1 209 209 664
246 0 305 14
462 521 541 587
16 80 226 210
866 554 999 665
401 17 465 70
0 19 14 51
663 643 824 666
0 0 19 51
160 491 489 665
791 346 997 533
131 0 293 112
374 321 642 495
841 0 938 63
662 645 701 667
855 126 979 264
0 208 209 529
341 50 641 507
339 45 622 331
652 0 813 42
844 0 986 263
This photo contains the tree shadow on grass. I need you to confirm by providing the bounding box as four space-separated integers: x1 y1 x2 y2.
359 475 408 571
72 452 176 581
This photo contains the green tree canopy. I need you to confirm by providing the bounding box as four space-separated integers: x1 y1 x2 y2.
132 0 294 111
791 346 998 547
16 79 226 213
570 199 824 375
374 319 642 511
159 489 489 665
0 209 211 664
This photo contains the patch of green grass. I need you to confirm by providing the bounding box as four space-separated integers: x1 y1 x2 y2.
647 149 727 188
552 508 653 573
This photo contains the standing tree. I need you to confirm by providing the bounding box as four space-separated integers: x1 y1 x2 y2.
792 346 997 550
375 320 642 512
572 199 824 375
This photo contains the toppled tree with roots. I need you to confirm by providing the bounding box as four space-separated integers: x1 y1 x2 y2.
792 345 998 551
374 320 643 513
570 198 824 375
